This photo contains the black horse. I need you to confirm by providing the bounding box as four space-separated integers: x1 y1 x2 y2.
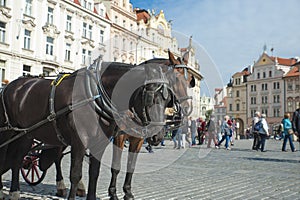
103 51 195 200
0 57 174 200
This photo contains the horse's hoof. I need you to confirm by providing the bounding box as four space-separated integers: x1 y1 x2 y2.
56 188 67 198
9 191 20 200
76 189 86 197
124 194 134 200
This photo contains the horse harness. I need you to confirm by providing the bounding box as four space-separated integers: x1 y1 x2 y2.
0 57 176 148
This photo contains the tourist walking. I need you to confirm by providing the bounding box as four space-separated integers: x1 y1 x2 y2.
281 113 296 152
257 113 269 152
251 111 261 150
206 115 218 148
217 115 232 150
189 117 197 145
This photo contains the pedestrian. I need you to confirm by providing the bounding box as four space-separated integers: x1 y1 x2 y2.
197 117 206 145
172 115 182 149
257 113 269 152
292 102 300 143
206 115 218 148
251 111 261 150
189 117 197 145
281 113 296 152
230 119 236 146
217 115 232 150
181 117 191 148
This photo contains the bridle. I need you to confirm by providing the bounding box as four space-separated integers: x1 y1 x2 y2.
85 57 177 137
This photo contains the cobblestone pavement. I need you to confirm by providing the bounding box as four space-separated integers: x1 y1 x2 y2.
2 139 300 200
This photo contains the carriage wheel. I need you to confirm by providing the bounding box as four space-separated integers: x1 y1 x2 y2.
21 141 47 186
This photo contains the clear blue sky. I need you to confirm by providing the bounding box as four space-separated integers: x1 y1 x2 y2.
130 0 300 96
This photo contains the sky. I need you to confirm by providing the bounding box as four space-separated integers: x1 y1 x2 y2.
129 0 300 96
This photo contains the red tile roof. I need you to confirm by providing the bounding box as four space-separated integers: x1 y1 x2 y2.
284 65 300 78
74 0 81 6
136 9 150 23
270 56 297 66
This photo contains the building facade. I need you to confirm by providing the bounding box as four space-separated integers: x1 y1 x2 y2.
226 67 250 138
283 62 300 116
246 52 297 133
0 0 111 83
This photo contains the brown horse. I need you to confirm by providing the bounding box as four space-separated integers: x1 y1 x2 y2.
0 57 173 200
102 51 195 200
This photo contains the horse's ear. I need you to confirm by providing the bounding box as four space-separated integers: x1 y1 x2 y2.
182 51 189 65
168 50 178 65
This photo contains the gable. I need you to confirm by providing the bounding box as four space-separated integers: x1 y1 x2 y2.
254 53 274 67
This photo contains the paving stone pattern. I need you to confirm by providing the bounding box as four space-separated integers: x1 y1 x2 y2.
2 139 300 200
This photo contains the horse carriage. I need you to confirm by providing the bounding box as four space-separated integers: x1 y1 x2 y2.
0 51 194 200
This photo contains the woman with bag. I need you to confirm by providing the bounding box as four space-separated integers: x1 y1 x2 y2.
281 113 296 152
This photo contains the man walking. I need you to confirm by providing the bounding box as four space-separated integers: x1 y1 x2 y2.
292 103 300 143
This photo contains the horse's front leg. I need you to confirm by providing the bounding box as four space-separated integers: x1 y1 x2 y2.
123 137 144 200
68 143 85 200
108 135 126 200
87 135 110 200
9 166 20 200
55 153 67 198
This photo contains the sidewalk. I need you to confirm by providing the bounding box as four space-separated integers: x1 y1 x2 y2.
2 139 300 199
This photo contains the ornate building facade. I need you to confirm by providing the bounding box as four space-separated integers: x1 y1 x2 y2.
246 51 297 133
0 0 111 83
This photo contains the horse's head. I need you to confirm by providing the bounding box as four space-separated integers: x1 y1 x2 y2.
126 63 171 139
165 50 195 117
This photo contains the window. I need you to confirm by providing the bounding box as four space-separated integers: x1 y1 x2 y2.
82 49 86 65
129 41 133 52
122 38 126 50
66 15 72 32
25 0 32 16
65 43 71 61
296 84 300 91
23 65 31 76
88 25 92 40
43 67 54 76
262 83 268 91
273 108 280 117
82 49 91 65
130 24 133 31
99 30 104 44
87 50 92 65
0 60 5 86
99 8 104 16
287 102 293 112
123 20 126 28
24 29 31 49
47 7 54 24
114 35 118 48
287 83 293 91
46 36 54 55
236 90 240 97
273 82 280 89
263 72 266 78
235 78 241 85
262 96 268 104
273 95 280 103
229 104 232 111
251 97 256 104
262 110 268 117
236 103 240 111
82 23 87 38
250 85 256 92
257 72 260 79
269 71 272 77
114 16 118 24
0 0 6 7
0 22 5 43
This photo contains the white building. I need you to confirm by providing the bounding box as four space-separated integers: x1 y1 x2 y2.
0 0 111 83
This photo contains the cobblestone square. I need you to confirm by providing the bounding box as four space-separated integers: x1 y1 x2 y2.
2 139 300 199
